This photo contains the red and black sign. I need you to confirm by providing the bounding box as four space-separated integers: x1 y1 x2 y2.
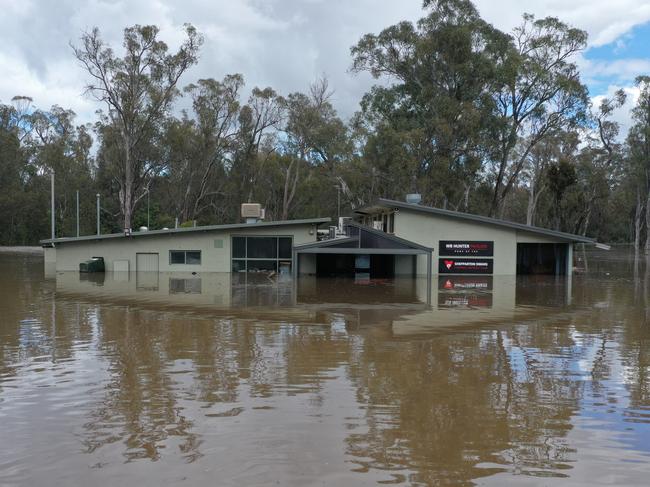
438 258 493 274
438 276 493 291
439 240 494 257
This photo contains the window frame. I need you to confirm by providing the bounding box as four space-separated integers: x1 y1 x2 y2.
230 235 293 273
169 250 202 265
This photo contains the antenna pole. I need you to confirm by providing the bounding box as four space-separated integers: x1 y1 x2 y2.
76 190 80 237
50 171 55 240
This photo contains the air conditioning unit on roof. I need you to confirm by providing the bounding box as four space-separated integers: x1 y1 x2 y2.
241 203 262 219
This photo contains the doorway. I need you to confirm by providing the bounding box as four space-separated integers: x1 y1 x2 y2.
516 243 568 275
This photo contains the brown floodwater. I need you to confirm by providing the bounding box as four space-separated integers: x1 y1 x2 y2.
1 248 649 486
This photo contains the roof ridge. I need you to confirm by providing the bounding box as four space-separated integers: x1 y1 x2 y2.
367 198 595 243
41 218 331 245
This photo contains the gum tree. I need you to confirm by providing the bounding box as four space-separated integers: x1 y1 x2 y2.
72 24 202 231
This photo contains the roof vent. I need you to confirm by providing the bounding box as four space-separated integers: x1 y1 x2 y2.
405 193 421 204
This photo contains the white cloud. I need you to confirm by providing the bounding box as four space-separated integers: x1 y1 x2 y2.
474 0 650 47
580 58 650 82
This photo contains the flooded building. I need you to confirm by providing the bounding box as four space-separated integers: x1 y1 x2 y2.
42 196 594 277
42 217 329 274
294 196 595 277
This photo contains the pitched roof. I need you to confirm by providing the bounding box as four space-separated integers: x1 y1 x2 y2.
41 218 331 245
356 198 595 244
293 221 432 254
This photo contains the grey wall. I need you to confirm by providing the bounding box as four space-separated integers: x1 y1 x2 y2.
392 209 570 276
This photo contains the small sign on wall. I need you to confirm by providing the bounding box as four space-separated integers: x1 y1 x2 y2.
438 276 493 291
438 258 493 274
439 240 494 257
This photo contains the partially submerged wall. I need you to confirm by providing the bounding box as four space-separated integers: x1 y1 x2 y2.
51 224 317 272
393 210 571 276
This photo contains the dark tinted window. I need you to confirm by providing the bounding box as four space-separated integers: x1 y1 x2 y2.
247 237 277 259
232 237 246 258
170 251 185 264
170 250 201 265
278 237 292 258
231 236 291 274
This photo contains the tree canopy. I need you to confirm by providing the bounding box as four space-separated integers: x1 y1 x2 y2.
0 1 648 249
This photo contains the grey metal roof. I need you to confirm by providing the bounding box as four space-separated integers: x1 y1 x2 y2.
293 236 360 250
41 218 331 245
357 198 595 244
293 221 432 253
348 221 433 251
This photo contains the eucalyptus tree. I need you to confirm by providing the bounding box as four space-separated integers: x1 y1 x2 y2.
29 106 94 236
72 24 202 231
0 100 32 244
628 77 650 253
488 14 589 217
280 78 351 220
163 75 243 224
228 86 285 217
520 130 578 226
351 0 511 209
572 90 627 237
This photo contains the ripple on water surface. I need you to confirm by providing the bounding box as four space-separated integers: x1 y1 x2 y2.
0 251 650 486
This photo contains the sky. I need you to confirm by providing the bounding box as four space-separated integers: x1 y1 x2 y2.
1 0 650 136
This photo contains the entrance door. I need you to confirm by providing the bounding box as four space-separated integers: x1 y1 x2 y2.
136 253 159 272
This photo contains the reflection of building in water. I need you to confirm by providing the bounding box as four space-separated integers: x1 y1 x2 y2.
169 277 202 294
56 271 232 305
54 271 575 337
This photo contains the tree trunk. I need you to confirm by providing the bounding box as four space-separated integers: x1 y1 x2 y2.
526 188 535 226
462 184 470 212
123 136 133 231
635 187 644 258
645 186 650 255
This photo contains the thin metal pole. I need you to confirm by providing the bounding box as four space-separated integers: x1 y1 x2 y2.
76 190 80 237
147 190 150 228
426 252 432 306
337 186 341 220
96 193 100 236
50 171 55 240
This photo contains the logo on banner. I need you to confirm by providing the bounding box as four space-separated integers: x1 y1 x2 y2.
438 258 493 274
439 240 494 257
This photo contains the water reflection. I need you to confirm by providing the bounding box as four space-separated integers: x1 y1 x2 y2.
1 251 650 486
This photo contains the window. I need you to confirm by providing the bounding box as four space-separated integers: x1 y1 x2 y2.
169 250 201 265
231 236 293 272
232 237 246 258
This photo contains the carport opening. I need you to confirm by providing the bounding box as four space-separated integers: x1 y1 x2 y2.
516 243 568 275
316 254 395 278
